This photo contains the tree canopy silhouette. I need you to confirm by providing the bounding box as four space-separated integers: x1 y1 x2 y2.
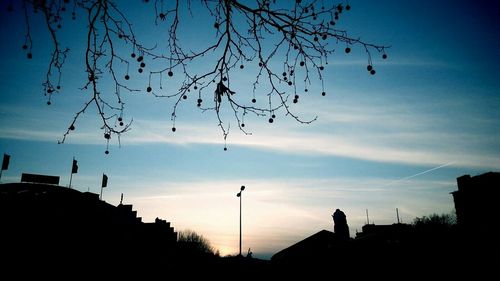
413 213 457 229
177 229 216 256
8 0 388 152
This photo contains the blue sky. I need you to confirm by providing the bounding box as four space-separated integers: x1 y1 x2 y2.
1 0 499 259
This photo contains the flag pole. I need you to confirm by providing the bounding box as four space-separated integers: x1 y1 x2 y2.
100 175 103 200
100 173 108 201
69 157 74 189
1 153 10 183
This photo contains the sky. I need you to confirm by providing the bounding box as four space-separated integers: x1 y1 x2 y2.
1 0 499 259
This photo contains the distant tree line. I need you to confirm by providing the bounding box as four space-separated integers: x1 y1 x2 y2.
413 212 456 228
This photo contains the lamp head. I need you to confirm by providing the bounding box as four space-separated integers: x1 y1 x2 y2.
241 185 245 191
237 192 241 197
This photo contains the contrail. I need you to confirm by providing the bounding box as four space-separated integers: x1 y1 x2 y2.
383 162 455 187
399 162 455 181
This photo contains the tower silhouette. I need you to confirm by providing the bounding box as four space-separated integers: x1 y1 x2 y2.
332 209 350 240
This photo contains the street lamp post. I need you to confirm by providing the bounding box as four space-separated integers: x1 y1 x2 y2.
236 185 245 257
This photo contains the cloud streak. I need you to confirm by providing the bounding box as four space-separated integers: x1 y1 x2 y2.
1 93 499 170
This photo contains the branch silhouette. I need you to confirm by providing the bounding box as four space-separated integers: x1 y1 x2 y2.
12 0 388 152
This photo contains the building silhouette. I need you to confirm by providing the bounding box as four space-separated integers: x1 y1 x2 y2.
271 229 340 264
452 172 500 237
0 182 176 275
272 209 351 267
355 223 413 243
268 173 500 278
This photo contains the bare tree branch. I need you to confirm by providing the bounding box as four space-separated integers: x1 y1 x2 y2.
10 0 389 153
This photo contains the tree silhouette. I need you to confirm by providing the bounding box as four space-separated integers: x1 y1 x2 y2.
177 229 216 256
413 213 457 229
8 0 388 151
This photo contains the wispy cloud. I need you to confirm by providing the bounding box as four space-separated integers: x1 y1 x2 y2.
327 58 451 68
0 104 103 144
116 103 500 169
1 93 499 169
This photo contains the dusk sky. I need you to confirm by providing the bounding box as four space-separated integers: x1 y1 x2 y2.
1 0 499 259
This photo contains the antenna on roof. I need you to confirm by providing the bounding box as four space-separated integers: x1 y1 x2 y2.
366 209 370 225
396 208 400 224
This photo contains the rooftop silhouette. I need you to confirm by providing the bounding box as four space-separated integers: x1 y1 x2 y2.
0 182 176 276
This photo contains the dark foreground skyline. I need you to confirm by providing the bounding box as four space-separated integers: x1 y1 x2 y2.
1 171 498 278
